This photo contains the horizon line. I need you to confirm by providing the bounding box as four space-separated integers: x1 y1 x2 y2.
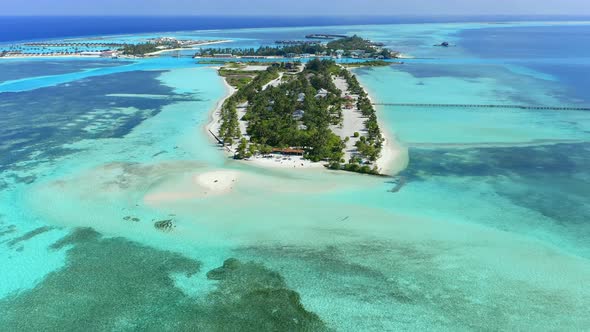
2 14 590 18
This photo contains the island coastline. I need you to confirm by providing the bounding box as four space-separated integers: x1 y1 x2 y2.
205 62 407 175
0 39 233 60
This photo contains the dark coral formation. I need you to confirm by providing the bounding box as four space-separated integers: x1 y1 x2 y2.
154 219 175 232
123 216 140 223
0 224 17 238
205 258 329 331
7 226 54 248
0 228 329 331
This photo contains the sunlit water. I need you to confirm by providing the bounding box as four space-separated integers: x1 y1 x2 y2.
1 22 589 330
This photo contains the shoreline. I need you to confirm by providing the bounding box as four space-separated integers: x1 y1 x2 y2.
145 40 234 56
340 67 408 175
205 64 407 175
0 40 233 60
205 68 237 151
374 122 409 175
0 54 103 60
365 92 409 176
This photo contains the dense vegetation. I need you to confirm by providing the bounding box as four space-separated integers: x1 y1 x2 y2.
343 60 392 68
328 161 380 175
199 44 326 57
197 35 398 59
243 60 345 162
339 68 384 162
120 43 159 56
218 68 258 89
327 35 377 53
217 59 384 175
120 40 191 56
217 65 282 145
328 35 397 58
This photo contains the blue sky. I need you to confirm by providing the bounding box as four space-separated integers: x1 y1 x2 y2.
3 0 590 16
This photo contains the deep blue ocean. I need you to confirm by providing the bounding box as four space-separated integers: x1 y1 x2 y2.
458 25 590 105
2 15 590 43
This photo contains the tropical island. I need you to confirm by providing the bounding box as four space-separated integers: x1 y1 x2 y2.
197 35 400 59
0 37 230 58
208 58 392 175
121 37 231 56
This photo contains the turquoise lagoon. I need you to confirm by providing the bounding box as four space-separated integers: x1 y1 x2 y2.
1 22 589 330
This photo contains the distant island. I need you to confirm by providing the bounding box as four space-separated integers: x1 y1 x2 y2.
1 34 401 61
0 37 230 59
434 41 451 47
208 58 390 175
197 35 400 60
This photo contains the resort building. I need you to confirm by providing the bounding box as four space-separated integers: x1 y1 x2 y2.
100 51 118 58
271 148 305 156
79 51 102 57
315 88 329 99
293 109 305 120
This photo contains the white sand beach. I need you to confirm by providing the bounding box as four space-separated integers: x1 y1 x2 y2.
194 170 239 194
333 71 408 175
359 79 409 175
376 128 409 175
145 40 233 56
245 155 325 169
144 169 240 204
206 73 236 150
331 76 365 161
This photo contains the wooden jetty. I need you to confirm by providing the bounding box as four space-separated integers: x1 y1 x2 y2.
373 103 590 111
208 129 233 152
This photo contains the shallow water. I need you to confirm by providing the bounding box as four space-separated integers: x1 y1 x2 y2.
1 21 589 331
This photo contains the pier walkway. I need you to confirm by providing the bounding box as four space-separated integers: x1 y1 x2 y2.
373 103 590 111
